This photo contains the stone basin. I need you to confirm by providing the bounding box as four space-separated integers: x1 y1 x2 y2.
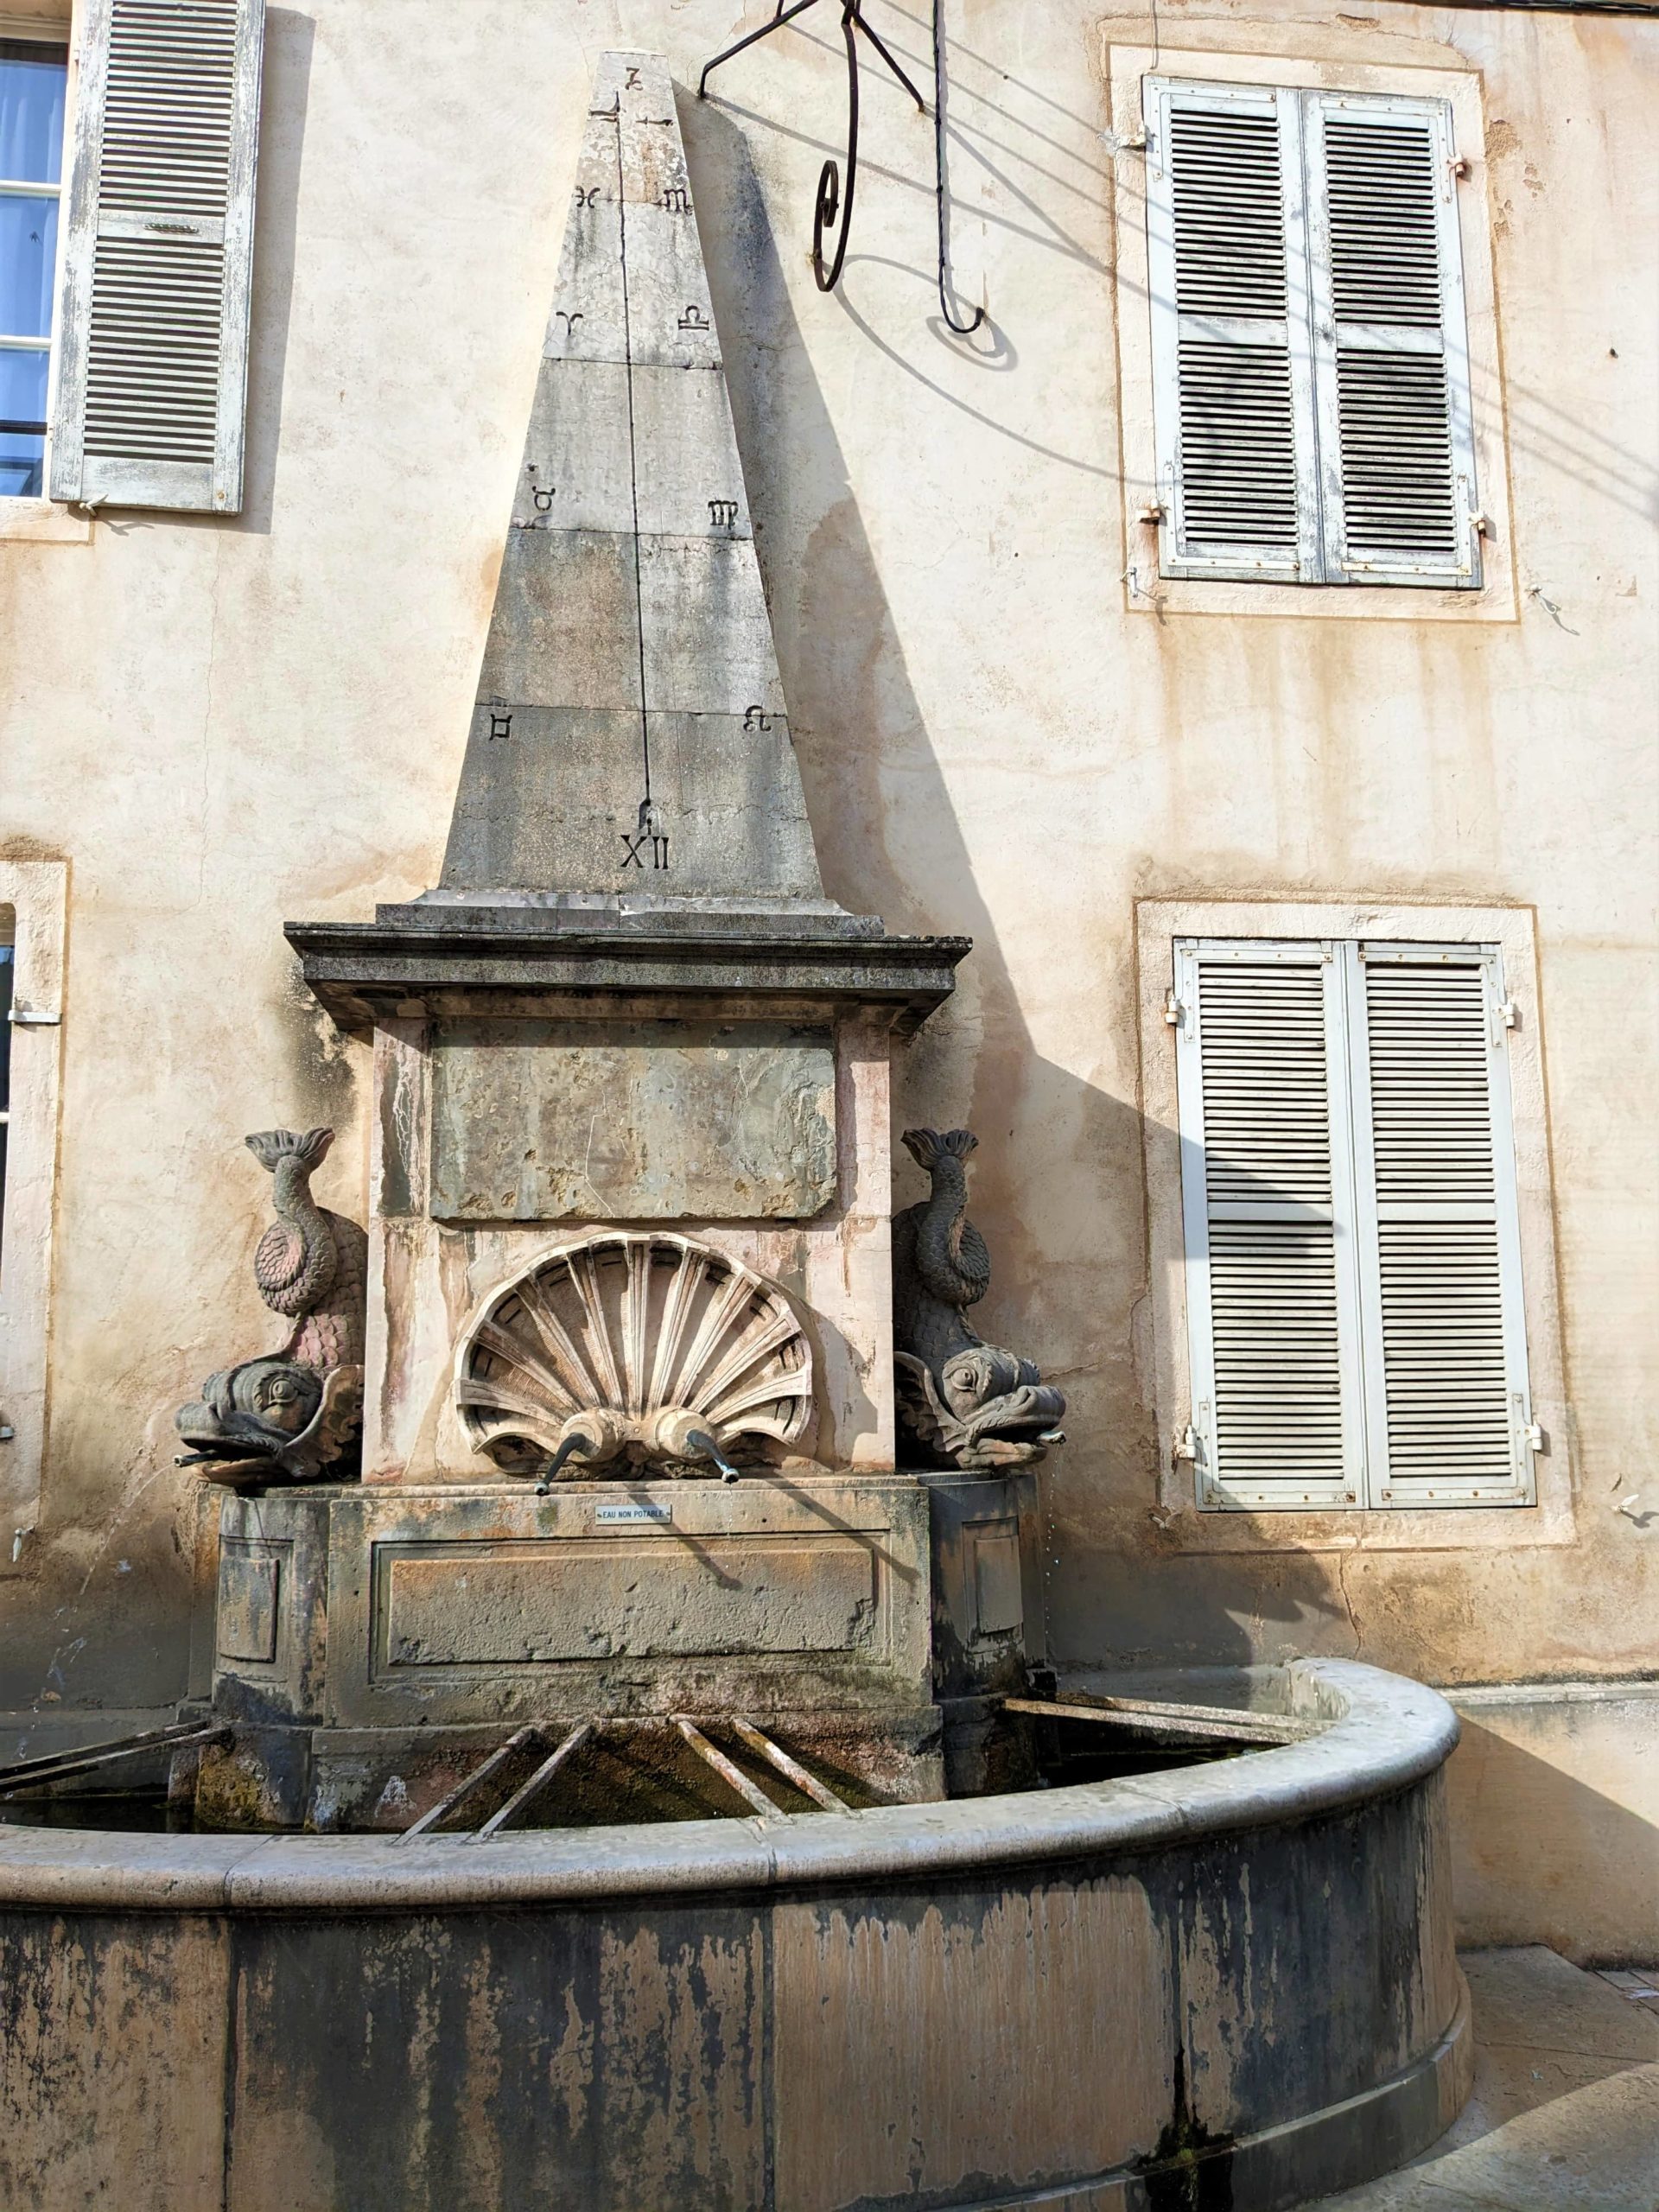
0 1658 1469 2212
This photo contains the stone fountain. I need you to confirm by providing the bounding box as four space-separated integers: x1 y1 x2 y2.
0 56 1470 2209
185 48 1063 1832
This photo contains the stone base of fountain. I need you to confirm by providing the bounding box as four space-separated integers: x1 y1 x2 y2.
200 1465 1045 1830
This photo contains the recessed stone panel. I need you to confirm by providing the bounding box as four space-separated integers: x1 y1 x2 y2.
374 1535 880 1671
429 1018 836 1220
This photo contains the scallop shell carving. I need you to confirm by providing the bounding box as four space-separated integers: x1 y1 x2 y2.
454 1230 815 1475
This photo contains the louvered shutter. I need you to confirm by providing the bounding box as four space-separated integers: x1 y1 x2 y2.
1305 95 1481 586
50 0 264 512
1144 79 1319 580
1348 945 1534 1503
1173 940 1366 1507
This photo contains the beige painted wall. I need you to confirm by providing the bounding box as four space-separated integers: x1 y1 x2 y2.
0 0 1654 1776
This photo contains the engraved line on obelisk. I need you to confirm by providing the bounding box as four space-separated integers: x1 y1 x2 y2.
610 82 664 874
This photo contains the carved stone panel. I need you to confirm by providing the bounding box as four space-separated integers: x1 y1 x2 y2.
429 1020 836 1220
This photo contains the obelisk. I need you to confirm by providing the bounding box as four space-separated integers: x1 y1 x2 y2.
439 49 824 906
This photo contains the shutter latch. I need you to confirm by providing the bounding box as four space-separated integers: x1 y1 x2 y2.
8 1007 60 1026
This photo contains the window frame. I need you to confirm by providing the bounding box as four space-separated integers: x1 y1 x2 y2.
1106 41 1515 626
0 858 67 1564
1135 899 1572 1554
0 6 84 538
0 31 67 497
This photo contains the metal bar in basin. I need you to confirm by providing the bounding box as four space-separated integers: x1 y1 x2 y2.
1003 1698 1309 1745
674 1717 782 1817
469 1723 594 1841
730 1718 852 1813
0 1722 229 1794
397 1726 542 1841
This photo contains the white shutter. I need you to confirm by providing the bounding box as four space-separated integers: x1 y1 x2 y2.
50 0 264 512
1174 941 1366 1508
1348 945 1534 1503
1144 78 1319 581
1304 92 1479 587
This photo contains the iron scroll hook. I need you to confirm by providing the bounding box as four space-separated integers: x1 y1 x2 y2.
699 0 981 333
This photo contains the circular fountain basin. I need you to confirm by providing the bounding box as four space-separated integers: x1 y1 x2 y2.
0 1659 1469 2212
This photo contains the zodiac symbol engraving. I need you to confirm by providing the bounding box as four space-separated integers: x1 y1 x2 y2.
487 709 512 742
677 305 710 332
742 705 773 733
661 186 690 214
575 185 600 209
532 486 556 513
554 309 583 337
708 499 739 530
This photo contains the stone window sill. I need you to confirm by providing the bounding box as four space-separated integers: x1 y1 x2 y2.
0 499 92 544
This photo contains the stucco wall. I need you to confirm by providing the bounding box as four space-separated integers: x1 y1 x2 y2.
0 0 1653 1781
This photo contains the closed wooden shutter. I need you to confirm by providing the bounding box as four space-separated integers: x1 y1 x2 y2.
1173 940 1365 1508
1144 78 1480 590
1175 938 1535 1510
1306 95 1481 587
50 0 264 512
1144 79 1317 580
1349 946 1532 1502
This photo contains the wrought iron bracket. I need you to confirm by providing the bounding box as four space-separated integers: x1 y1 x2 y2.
700 0 985 334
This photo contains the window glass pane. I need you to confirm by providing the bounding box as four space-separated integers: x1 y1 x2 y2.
0 341 47 421
0 43 67 185
0 430 42 496
0 193 56 339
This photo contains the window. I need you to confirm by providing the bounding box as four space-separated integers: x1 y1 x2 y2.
1143 76 1481 588
0 36 67 498
49 0 266 514
1173 938 1535 1511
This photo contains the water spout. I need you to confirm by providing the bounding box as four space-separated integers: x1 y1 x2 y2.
685 1428 741 1484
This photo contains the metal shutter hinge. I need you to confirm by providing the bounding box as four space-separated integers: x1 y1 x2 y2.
1525 1421 1544 1452
1448 155 1471 179
1500 999 1519 1029
1174 1425 1199 1462
1164 991 1184 1027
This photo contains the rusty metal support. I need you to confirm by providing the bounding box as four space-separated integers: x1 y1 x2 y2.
730 1717 852 1813
397 1726 542 1841
469 1723 594 1841
673 1717 781 1817
0 1721 229 1796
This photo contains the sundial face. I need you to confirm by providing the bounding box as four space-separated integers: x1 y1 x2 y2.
441 51 823 901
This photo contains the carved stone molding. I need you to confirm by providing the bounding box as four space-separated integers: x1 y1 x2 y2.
454 1230 816 1478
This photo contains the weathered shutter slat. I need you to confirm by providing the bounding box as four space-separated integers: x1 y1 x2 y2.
1144 79 1319 580
50 0 264 512
1175 943 1364 1508
1351 950 1534 1503
1306 96 1481 587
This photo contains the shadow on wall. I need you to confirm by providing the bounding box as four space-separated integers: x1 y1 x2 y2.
688 95 1357 1683
1446 1721 1659 1967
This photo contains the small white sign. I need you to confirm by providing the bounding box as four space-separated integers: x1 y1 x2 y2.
594 1500 673 1525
